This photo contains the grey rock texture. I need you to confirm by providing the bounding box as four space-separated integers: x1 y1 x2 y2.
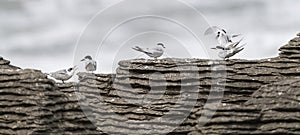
0 58 54 134
247 79 300 134
0 58 101 134
280 35 300 60
0 57 19 70
0 33 300 134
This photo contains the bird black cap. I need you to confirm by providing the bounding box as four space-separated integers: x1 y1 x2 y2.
157 43 165 48
85 55 92 60
81 55 93 61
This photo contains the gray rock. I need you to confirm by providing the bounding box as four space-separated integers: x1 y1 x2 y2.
0 32 300 134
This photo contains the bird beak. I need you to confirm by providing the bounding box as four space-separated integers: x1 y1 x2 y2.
80 59 85 61
211 47 217 50
216 46 226 50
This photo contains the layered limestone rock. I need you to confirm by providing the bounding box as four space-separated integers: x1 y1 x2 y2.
200 79 300 134
47 82 101 134
279 33 300 60
110 59 299 134
0 32 299 134
0 59 100 134
248 79 300 134
0 57 19 70
74 33 300 134
0 68 54 134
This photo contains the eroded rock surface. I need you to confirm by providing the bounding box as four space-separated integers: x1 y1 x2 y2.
0 58 101 134
0 33 300 134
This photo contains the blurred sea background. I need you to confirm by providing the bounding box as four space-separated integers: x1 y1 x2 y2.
1 0 300 73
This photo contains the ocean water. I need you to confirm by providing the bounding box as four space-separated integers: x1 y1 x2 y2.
0 0 300 73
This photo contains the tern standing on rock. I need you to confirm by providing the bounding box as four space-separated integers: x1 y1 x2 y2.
81 55 97 73
48 66 78 83
132 43 165 60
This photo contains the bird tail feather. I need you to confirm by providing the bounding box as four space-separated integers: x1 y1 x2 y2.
238 43 247 48
232 37 244 48
234 46 244 54
132 46 147 53
232 34 242 38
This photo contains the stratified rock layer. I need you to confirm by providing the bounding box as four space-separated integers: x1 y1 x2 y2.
0 57 19 70
0 68 54 134
0 58 101 134
0 33 299 134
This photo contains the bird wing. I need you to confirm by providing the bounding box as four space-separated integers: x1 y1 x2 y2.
218 50 227 59
86 61 97 71
216 46 227 50
132 46 152 55
237 43 246 49
54 69 67 75
148 47 163 58
226 37 244 49
49 69 68 80
204 26 223 35
205 26 232 46
231 34 242 38
234 37 244 47
92 61 97 66
218 33 231 45
232 47 244 55
211 45 226 50
225 47 244 58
